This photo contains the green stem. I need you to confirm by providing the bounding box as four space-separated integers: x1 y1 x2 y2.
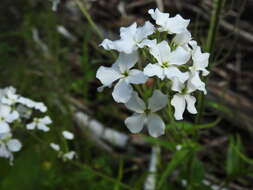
74 0 103 40
195 0 225 124
70 161 132 190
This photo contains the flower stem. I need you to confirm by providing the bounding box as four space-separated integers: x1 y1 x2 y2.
195 0 225 124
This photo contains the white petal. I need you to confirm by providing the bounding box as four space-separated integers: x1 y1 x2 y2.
63 151 76 160
100 38 136 54
0 105 11 117
120 22 137 39
171 77 184 92
148 8 170 26
50 143 60 151
96 66 121 86
62 131 74 140
144 64 164 79
138 39 156 49
171 94 186 120
37 124 50 132
7 139 22 152
192 46 210 75
5 111 19 123
148 90 168 112
165 14 190 34
184 95 197 114
149 41 171 64
135 21 155 43
168 46 190 65
40 116 52 125
112 80 133 103
0 122 10 134
164 67 189 83
147 113 165 137
127 69 148 84
26 122 36 130
173 30 191 46
188 72 207 94
116 51 138 72
125 91 145 113
124 113 145 133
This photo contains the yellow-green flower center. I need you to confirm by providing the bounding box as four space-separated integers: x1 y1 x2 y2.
161 61 169 68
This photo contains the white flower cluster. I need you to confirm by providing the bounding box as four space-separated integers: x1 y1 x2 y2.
50 130 76 161
0 86 51 164
97 9 210 137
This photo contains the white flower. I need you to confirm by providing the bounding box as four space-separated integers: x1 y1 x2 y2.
62 131 74 140
148 8 190 34
143 40 190 83
62 151 76 161
50 143 60 151
190 46 210 76
187 45 210 94
26 116 52 132
0 105 19 134
18 97 47 112
100 22 155 54
96 51 148 103
0 133 22 164
171 78 197 120
1 88 19 106
124 90 168 137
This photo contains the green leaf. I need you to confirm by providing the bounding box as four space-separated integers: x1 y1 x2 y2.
158 149 190 189
226 135 244 177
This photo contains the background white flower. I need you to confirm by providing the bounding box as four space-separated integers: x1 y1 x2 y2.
100 21 155 54
124 90 168 137
27 116 52 132
62 130 74 140
96 51 147 103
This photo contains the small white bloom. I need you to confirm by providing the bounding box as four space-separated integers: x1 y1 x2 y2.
62 151 76 161
176 145 182 151
148 8 190 34
0 133 22 164
143 40 190 83
1 89 19 106
100 22 155 54
124 90 168 137
0 105 19 134
96 51 148 103
187 45 210 94
26 116 52 132
190 46 210 76
62 130 74 140
50 143 60 151
171 78 197 120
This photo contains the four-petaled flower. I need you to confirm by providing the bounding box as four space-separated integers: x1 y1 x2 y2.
171 78 197 120
124 90 168 137
96 51 148 103
143 40 190 83
26 116 52 132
